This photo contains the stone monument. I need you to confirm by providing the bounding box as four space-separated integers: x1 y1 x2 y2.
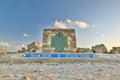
42 29 76 53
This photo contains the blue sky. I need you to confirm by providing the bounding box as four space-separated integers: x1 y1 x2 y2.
0 0 120 52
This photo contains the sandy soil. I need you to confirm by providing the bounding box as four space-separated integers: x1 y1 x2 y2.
0 53 120 80
0 62 120 80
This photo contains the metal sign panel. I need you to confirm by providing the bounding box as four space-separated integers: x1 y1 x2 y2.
51 32 68 51
24 53 95 59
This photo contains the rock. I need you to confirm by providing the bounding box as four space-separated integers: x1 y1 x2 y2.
92 44 107 53
9 60 13 65
115 76 120 80
5 73 14 77
21 47 27 53
17 42 42 53
24 76 31 80
110 47 120 54
0 49 5 54
98 69 103 72
39 69 43 72
27 42 42 52
72 48 78 53
76 48 93 53
18 47 27 53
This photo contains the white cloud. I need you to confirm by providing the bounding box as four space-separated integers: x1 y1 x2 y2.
118 24 120 27
16 44 25 49
75 21 89 29
0 42 11 52
0 42 11 47
54 20 66 29
0 42 27 52
95 32 98 34
101 34 105 38
23 34 31 37
66 19 72 24
53 19 91 29
91 24 96 28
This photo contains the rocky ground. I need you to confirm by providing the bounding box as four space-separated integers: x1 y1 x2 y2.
0 53 120 80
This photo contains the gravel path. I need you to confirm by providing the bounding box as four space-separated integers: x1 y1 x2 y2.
0 62 120 80
0 53 120 80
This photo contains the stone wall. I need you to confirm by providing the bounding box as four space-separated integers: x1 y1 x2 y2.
42 29 76 53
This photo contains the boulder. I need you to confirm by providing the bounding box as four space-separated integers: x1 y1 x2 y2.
17 42 42 53
76 48 93 53
18 47 27 53
27 42 42 52
110 47 120 54
0 49 4 54
92 44 107 53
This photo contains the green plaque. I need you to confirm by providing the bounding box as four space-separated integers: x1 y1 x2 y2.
51 32 68 51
